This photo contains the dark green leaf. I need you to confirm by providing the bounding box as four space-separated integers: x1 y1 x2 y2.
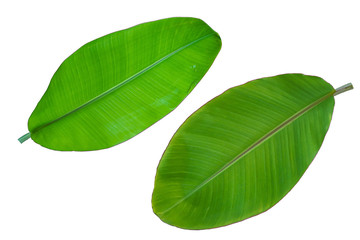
152 74 353 229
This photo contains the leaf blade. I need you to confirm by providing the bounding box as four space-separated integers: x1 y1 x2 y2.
25 17 221 150
152 74 336 229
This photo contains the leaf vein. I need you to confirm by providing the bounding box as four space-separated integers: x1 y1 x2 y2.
159 90 335 215
32 32 217 133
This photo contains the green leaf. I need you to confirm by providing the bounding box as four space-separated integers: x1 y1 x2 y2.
152 74 353 229
19 17 221 151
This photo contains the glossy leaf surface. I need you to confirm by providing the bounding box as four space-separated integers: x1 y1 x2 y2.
152 74 338 229
21 17 221 150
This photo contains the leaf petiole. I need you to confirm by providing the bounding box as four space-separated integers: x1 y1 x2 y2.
18 132 31 143
334 83 353 96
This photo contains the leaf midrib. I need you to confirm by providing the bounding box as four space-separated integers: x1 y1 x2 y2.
32 32 217 133
159 89 335 215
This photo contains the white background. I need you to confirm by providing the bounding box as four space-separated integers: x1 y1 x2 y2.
1 0 359 239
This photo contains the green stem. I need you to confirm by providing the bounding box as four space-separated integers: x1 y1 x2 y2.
18 132 31 143
334 83 354 96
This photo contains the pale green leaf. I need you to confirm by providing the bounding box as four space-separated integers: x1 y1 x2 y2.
19 17 221 151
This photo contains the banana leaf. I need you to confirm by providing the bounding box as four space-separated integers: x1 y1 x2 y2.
18 17 221 151
152 74 353 229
